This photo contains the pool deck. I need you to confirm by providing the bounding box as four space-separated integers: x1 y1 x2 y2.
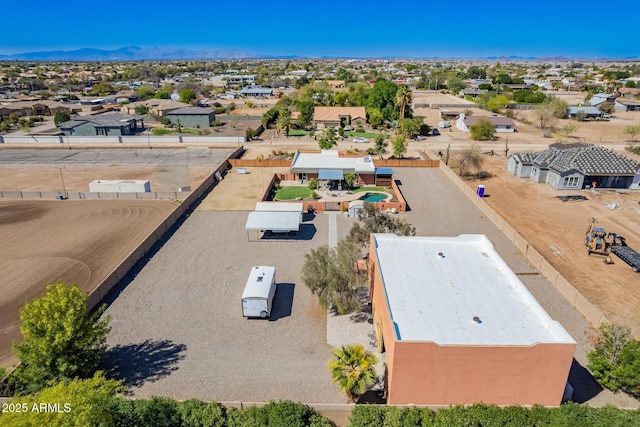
278 180 391 203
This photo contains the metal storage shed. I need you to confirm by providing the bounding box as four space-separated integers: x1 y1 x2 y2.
245 211 301 240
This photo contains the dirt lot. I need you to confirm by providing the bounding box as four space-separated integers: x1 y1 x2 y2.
0 165 212 193
466 156 640 334
0 199 177 368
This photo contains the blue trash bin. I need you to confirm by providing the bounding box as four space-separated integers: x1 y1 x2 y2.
476 185 485 198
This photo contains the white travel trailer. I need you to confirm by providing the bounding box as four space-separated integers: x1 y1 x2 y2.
241 266 276 318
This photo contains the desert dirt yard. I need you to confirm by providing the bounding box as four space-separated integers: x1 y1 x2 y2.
0 199 177 368
468 155 640 334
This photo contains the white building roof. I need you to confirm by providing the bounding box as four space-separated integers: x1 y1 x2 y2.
245 211 301 232
291 150 376 174
372 234 576 346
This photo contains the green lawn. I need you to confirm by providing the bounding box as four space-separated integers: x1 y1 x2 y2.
344 131 388 138
288 130 311 136
274 186 313 200
352 186 386 193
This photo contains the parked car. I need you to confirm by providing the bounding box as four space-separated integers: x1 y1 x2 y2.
414 135 425 141
438 121 451 128
431 128 440 136
353 137 368 143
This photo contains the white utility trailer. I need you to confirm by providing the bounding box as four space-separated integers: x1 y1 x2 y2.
241 266 276 318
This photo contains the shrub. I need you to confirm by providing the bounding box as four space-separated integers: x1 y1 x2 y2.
152 128 172 135
160 117 171 126
308 179 318 190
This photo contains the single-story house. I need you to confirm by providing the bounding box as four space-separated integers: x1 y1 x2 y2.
240 87 274 98
461 88 488 98
0 100 71 117
166 106 215 128
508 142 640 190
58 113 143 136
289 150 377 187
616 98 640 112
313 106 367 129
587 93 627 113
325 80 346 89
369 233 575 405
120 99 189 117
566 106 604 120
456 114 516 133
440 110 460 120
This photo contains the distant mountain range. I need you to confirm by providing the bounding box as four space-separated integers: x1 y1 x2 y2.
0 47 636 61
0 46 262 61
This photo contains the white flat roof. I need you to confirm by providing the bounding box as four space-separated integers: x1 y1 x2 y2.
255 202 304 213
245 211 301 232
373 234 576 346
291 150 376 174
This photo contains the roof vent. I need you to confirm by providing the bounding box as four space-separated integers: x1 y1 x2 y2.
473 316 482 324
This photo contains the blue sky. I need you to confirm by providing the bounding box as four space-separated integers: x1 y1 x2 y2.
1 0 636 58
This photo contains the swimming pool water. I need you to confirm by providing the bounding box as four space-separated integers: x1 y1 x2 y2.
358 193 387 202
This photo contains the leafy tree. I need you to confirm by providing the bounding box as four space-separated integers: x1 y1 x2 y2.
558 123 578 140
276 110 292 137
624 124 640 143
469 119 496 141
486 95 509 112
134 105 149 115
301 240 363 314
0 372 122 427
533 103 557 131
367 108 385 129
179 89 196 104
245 128 256 141
493 73 513 84
625 80 637 88
135 85 155 101
131 397 180 427
53 111 70 125
344 173 357 188
457 144 485 176
513 90 546 103
373 133 388 154
546 95 569 119
347 203 416 247
478 83 493 91
347 82 371 107
447 76 466 95
294 99 314 128
367 80 399 121
391 134 408 158
11 281 110 394
327 344 378 402
90 81 115 95
318 127 338 150
588 322 640 395
154 91 171 99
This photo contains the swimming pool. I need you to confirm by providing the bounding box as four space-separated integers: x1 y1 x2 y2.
358 192 388 202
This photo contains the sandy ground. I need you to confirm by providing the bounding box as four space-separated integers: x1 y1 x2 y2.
0 199 178 368
465 156 640 333
0 165 212 193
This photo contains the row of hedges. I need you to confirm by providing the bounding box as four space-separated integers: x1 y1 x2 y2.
348 403 640 427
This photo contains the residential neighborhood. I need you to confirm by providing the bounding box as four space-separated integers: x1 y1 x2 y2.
1 53 640 426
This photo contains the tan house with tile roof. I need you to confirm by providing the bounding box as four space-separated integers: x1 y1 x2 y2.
120 99 189 117
313 106 366 129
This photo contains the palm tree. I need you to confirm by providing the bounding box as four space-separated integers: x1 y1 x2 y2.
457 144 484 176
327 344 378 403
276 112 292 138
395 84 413 127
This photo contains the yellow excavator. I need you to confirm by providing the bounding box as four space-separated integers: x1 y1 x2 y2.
585 218 610 256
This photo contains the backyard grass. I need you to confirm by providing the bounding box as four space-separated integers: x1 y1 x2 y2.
274 186 313 200
352 186 387 193
344 131 389 138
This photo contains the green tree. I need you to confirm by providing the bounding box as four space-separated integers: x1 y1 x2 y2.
301 240 363 314
276 110 292 137
625 80 637 88
134 105 149 115
457 144 485 176
327 344 378 403
347 203 416 247
318 127 338 150
53 111 70 125
366 108 385 129
373 133 388 154
245 128 256 141
533 103 557 132
391 134 408 158
558 123 578 140
545 95 569 119
624 124 640 143
367 80 399 121
178 400 226 427
90 81 115 95
135 85 156 101
294 99 314 128
469 119 496 141
11 281 110 394
154 91 171 99
447 76 466 95
179 89 196 104
486 95 509 112
347 82 371 107
587 323 640 395
0 372 122 427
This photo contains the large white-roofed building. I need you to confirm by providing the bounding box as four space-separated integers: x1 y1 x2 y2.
368 233 576 406
290 150 377 186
